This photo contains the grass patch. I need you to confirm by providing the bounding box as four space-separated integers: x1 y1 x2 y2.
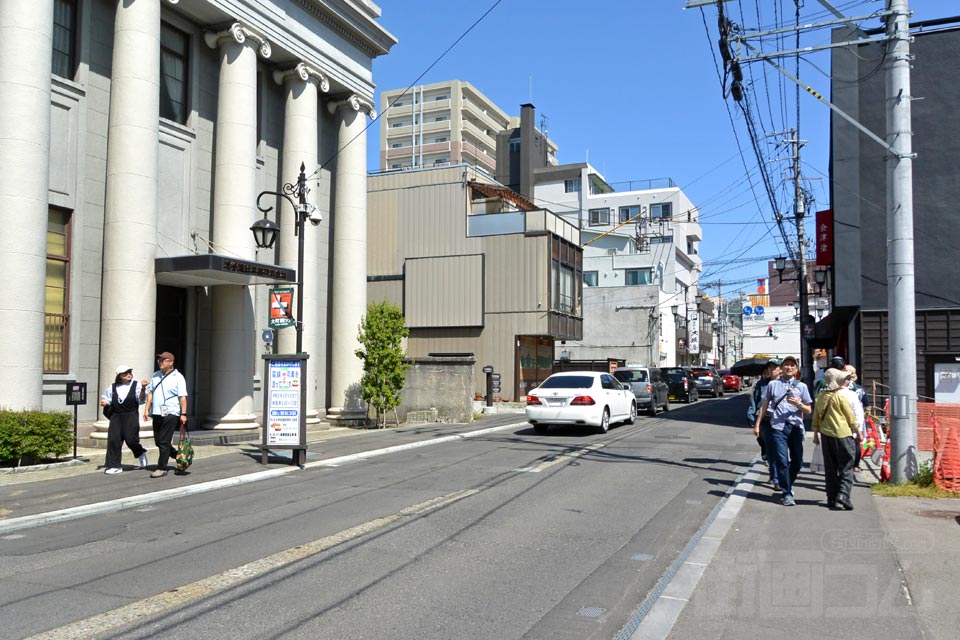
870 483 960 499
870 461 960 497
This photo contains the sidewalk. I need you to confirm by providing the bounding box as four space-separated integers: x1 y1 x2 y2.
665 438 960 640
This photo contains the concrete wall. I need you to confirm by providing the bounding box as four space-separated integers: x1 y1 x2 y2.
396 355 475 424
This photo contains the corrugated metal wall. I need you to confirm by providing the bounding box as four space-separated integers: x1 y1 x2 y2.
861 309 960 401
405 254 483 327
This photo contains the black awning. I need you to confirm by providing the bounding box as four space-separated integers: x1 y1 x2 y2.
806 305 858 349
155 254 296 287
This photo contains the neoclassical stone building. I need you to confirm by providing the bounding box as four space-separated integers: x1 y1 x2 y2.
0 0 395 428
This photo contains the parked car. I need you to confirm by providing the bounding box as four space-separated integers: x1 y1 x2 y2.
690 366 724 397
526 371 636 434
661 367 699 403
613 366 670 416
719 369 743 392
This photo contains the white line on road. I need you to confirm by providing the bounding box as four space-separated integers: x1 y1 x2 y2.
25 489 480 640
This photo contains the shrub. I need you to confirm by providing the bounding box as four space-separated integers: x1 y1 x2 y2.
914 459 934 488
0 410 74 467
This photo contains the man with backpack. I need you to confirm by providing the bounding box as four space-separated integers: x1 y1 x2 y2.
753 356 813 506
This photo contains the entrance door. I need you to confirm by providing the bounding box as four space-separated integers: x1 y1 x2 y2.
156 285 187 362
516 336 554 399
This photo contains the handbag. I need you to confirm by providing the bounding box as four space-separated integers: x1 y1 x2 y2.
175 433 194 472
810 442 825 473
103 384 117 419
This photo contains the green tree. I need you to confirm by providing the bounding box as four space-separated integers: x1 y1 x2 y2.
355 300 410 428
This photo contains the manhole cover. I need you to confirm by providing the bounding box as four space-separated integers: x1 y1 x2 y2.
916 510 960 519
576 607 607 618
655 435 691 440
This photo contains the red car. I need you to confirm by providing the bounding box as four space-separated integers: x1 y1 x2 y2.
719 369 742 392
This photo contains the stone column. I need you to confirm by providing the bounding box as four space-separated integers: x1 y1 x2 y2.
273 63 328 422
326 95 375 422
203 24 270 428
0 1 53 409
98 0 161 414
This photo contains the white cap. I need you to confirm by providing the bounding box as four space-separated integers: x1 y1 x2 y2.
115 365 133 376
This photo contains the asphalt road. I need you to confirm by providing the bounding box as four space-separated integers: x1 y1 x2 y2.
1 393 757 640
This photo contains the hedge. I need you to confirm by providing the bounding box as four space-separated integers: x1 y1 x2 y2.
0 410 74 467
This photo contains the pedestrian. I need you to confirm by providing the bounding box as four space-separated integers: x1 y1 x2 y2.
753 355 812 506
747 358 782 488
812 368 861 510
842 364 868 471
99 365 149 475
814 355 846 396
143 351 189 478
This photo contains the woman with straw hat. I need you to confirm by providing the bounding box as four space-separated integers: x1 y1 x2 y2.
812 368 861 510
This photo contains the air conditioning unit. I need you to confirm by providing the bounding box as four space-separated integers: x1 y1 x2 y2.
606 248 617 256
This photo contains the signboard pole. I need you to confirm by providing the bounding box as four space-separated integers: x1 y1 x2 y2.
65 382 87 460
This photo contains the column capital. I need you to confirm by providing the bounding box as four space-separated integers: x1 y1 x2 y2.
204 23 271 59
272 63 329 93
326 94 376 120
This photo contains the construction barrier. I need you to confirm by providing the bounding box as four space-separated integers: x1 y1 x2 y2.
929 409 960 492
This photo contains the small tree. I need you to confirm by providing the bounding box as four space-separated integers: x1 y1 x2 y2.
355 300 410 428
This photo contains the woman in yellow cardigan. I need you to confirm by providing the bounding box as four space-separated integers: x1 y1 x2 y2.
812 368 862 510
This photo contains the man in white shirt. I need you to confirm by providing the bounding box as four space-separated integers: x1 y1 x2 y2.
143 351 189 478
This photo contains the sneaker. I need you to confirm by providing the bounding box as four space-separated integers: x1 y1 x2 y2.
139 453 148 469
772 483 781 492
104 467 123 475
150 469 167 479
838 495 854 511
782 495 796 506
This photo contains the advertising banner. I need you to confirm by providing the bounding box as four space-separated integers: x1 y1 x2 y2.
268 287 295 329
816 209 833 265
265 358 302 446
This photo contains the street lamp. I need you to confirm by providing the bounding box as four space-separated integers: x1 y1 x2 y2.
251 162 319 354
814 267 828 296
772 255 813 386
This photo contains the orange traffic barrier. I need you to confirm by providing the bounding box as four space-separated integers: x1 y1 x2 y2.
931 412 960 492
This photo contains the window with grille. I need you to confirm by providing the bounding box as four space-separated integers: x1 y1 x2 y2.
45 208 71 373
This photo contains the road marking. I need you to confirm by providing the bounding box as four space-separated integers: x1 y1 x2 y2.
617 458 763 640
512 443 604 474
0 422 527 534
26 489 479 640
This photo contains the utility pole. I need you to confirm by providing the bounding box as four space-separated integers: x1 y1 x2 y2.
789 128 814 388
887 0 917 483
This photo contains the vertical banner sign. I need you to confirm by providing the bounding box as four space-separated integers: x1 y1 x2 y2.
268 287 295 329
266 359 302 445
688 313 700 353
816 209 833 265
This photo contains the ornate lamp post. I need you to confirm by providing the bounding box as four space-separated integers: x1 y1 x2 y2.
251 162 319 353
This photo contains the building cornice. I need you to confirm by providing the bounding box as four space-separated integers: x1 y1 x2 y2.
291 0 397 59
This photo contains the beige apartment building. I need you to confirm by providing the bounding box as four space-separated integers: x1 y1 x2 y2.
367 164 582 401
378 80 557 174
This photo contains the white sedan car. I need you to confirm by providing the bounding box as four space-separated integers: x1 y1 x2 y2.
526 371 637 434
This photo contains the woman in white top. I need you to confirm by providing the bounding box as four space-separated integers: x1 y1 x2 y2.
99 365 149 475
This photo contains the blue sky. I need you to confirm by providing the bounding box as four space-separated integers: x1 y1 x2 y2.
368 1 958 300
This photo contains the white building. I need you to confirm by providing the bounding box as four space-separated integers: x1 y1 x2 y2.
0 0 396 428
740 304 801 363
533 163 705 366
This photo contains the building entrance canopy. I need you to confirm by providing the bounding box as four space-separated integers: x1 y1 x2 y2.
155 254 296 287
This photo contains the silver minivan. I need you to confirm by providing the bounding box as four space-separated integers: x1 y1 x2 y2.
613 366 670 416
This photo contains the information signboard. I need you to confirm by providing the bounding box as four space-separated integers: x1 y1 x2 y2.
266 358 302 445
259 354 308 465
